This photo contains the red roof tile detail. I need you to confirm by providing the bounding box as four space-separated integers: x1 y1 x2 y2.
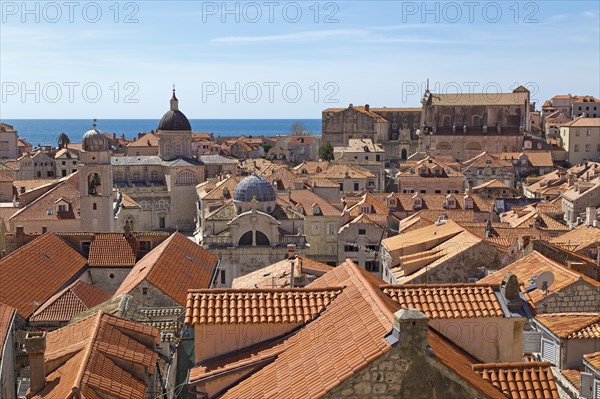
32 311 159 398
114 233 218 305
185 287 342 325
30 280 112 323
473 362 560 399
0 233 87 318
535 313 600 339
584 352 600 372
88 233 138 267
381 284 505 319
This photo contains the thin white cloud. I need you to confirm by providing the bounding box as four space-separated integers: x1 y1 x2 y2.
211 29 367 43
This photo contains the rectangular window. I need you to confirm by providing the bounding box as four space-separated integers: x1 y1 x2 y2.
0 141 9 151
81 241 91 256
142 287 148 295
58 204 66 212
365 261 380 272
220 270 226 284
353 182 359 191
62 161 66 165
159 217 166 229
586 144 591 152
575 144 580 152
344 244 358 252
93 203 97 210
327 224 336 235
311 223 319 234
339 183 344 191
358 229 366 235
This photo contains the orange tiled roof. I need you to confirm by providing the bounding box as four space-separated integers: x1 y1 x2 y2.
561 369 580 389
0 233 87 318
535 313 600 339
88 233 138 267
114 232 218 305
232 256 333 289
184 287 342 325
479 251 600 305
473 362 560 399
189 259 506 399
32 311 159 398
381 284 504 319
584 352 600 372
29 280 112 323
0 302 16 350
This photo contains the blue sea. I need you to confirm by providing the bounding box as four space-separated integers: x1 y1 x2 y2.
1 119 322 146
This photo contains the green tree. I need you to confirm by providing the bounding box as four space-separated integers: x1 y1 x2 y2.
290 122 306 135
57 132 70 149
318 142 333 161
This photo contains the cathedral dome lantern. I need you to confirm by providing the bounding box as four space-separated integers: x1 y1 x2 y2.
157 88 192 132
82 120 108 152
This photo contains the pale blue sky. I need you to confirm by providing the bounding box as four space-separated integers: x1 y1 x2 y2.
1 0 599 118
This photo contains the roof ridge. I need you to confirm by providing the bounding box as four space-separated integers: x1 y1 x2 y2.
188 286 344 294
343 259 398 324
0 232 62 263
380 283 497 289
73 310 104 393
9 175 78 220
472 361 552 370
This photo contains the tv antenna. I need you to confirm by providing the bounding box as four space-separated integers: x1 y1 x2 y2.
532 271 554 313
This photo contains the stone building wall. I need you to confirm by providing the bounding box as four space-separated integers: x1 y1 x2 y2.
87 267 132 293
540 282 600 313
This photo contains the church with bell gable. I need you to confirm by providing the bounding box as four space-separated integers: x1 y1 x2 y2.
79 90 205 233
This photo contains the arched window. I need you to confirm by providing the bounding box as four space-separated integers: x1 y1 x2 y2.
140 201 151 211
176 170 197 185
255 231 270 246
124 215 134 231
88 173 100 195
150 171 159 182
401 149 408 160
132 171 141 181
238 231 253 246
156 200 169 210
114 171 124 181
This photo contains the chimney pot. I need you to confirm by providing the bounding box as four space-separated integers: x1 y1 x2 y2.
287 243 297 259
26 331 47 396
41 226 47 234
16 226 25 248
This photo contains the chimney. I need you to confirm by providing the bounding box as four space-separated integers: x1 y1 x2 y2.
567 172 575 186
500 272 522 312
124 223 132 238
520 235 531 250
26 331 47 396
586 206 596 226
392 309 429 355
113 133 117 140
365 104 370 112
287 243 297 259
16 226 25 248
41 226 47 234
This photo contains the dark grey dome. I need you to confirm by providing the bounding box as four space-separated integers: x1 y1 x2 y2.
157 90 192 131
234 174 277 202
157 110 191 131
82 127 108 151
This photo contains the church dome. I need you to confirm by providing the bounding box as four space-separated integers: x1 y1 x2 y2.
82 122 108 151
234 174 277 202
157 89 192 131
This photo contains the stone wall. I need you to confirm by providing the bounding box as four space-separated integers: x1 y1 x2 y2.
542 281 600 313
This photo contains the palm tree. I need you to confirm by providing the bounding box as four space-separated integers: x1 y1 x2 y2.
57 132 70 149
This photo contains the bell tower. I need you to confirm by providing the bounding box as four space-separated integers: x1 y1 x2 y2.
79 119 115 232
157 87 193 160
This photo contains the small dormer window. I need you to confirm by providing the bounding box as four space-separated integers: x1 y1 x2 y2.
464 196 474 209
360 205 371 214
311 204 320 215
412 195 422 209
387 197 397 209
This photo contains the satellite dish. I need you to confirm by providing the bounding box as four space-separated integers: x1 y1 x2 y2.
535 271 554 291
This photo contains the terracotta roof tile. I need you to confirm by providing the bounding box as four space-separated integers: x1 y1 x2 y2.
88 233 138 267
0 233 87 318
584 352 600 372
473 362 560 399
0 302 16 351
535 313 600 339
381 284 505 319
197 260 506 399
32 311 159 398
479 251 600 306
114 233 218 305
550 224 600 253
561 369 580 389
185 287 342 325
232 256 333 289
30 280 112 323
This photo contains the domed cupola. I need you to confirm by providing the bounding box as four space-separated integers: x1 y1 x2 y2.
157 88 192 131
82 119 108 152
234 174 277 203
